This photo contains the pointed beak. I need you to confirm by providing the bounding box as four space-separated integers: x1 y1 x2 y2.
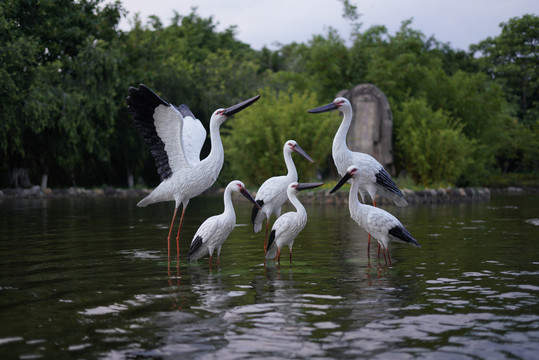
293 144 314 163
223 95 261 117
240 186 261 209
307 102 338 114
330 172 354 194
296 182 324 191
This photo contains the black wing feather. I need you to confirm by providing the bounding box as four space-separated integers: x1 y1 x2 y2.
178 104 196 119
127 84 173 181
187 235 203 261
266 229 276 251
375 168 403 196
251 200 264 226
388 226 420 247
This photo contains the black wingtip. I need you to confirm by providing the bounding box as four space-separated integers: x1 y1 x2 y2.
266 229 276 254
251 200 264 225
178 104 196 119
187 236 204 262
127 84 173 181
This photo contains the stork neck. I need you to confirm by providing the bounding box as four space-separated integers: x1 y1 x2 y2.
333 106 353 156
206 118 225 165
349 177 363 213
289 191 307 219
283 149 298 180
222 185 236 219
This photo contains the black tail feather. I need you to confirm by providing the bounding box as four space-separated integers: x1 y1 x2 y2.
187 235 204 261
375 168 403 197
388 226 421 247
251 200 264 225
267 229 276 252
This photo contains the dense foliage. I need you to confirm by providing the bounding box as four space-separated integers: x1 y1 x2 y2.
0 0 537 189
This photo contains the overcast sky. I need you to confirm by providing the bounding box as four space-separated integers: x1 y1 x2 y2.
117 0 537 51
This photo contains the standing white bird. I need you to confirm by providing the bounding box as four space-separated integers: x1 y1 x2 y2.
308 97 407 208
308 97 407 255
251 140 314 252
187 180 260 266
127 84 260 259
330 165 421 267
265 182 324 264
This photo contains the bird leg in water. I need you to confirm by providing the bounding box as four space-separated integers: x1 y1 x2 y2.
368 233 371 258
381 248 392 267
277 248 281 265
175 207 187 258
367 200 377 260
264 219 269 253
289 249 292 264
167 207 179 259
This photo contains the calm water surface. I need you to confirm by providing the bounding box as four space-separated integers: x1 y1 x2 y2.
0 192 538 359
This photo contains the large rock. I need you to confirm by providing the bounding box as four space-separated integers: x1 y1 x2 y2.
337 84 395 175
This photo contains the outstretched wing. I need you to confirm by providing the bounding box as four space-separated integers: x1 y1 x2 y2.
177 104 206 165
127 84 190 180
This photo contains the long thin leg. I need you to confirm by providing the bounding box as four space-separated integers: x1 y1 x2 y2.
175 206 187 259
382 248 388 266
264 218 269 253
387 250 392 267
369 198 375 260
167 208 179 259
289 248 293 264
367 233 371 258
277 248 281 265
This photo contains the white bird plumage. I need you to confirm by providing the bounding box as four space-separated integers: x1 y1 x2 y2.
251 140 314 252
187 180 260 266
330 165 421 266
265 182 324 264
308 97 407 208
127 84 260 259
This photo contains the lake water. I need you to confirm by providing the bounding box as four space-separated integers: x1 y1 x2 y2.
0 192 538 359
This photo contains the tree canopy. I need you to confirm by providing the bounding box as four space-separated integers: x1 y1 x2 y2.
0 1 536 189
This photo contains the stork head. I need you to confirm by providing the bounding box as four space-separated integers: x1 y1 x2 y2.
330 165 359 194
211 95 261 125
307 97 350 114
284 140 314 163
230 180 261 209
288 181 324 195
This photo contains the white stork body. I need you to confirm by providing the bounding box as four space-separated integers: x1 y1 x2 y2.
308 97 407 207
187 180 260 266
265 182 324 264
127 84 260 258
331 166 421 266
251 140 314 251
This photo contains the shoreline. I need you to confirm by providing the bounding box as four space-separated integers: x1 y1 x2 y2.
1 185 537 204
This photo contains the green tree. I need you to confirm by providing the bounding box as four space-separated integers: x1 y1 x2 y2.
471 14 538 175
0 0 125 187
472 14 539 124
396 98 475 186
